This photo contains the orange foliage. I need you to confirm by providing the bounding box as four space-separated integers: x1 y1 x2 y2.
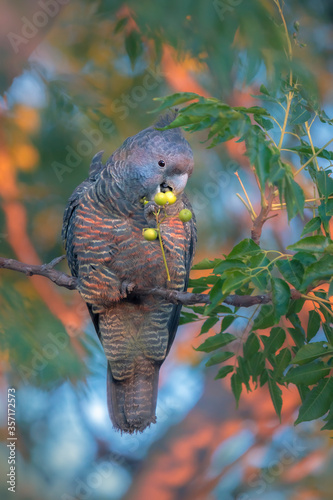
162 45 210 97
0 120 86 356
14 105 40 134
12 143 39 171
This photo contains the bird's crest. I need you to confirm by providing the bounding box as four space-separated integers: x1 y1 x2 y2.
154 110 179 129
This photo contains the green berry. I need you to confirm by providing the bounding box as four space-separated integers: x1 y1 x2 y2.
179 209 192 222
165 191 177 204
143 228 158 241
154 192 167 206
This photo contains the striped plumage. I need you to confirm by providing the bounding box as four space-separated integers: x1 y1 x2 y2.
62 115 196 433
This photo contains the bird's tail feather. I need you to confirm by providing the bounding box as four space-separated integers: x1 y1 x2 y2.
107 361 159 433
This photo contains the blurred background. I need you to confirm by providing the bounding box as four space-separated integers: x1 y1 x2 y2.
1 0 333 499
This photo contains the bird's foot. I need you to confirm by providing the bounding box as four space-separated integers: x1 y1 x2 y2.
120 280 136 298
144 201 159 226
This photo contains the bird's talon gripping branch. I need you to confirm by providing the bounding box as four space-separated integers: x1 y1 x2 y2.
120 280 136 297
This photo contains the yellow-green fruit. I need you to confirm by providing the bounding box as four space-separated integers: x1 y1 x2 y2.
179 209 192 222
143 200 149 205
154 192 167 205
143 228 158 241
165 191 177 204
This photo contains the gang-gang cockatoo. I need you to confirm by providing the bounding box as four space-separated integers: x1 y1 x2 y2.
62 113 196 433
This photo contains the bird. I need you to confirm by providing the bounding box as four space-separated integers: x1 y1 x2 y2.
62 113 196 433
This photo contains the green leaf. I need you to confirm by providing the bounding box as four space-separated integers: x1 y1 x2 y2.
287 298 305 316
302 254 333 289
243 332 260 358
292 341 333 365
152 92 200 113
179 311 198 325
284 177 305 220
237 356 251 390
231 372 242 408
307 310 321 341
285 361 330 385
276 259 304 289
287 313 306 347
295 377 333 424
247 352 265 383
322 417 333 430
318 199 333 232
262 327 286 358
301 217 322 236
298 384 310 402
271 278 291 318
192 258 222 270
114 17 129 34
323 323 333 344
254 115 274 131
235 105 269 115
188 277 210 288
204 278 223 315
196 333 236 353
228 238 262 259
221 271 251 295
248 253 271 290
213 259 247 275
289 145 333 162
292 252 317 266
215 365 234 380
290 104 311 125
316 170 333 201
268 376 283 420
254 142 273 186
205 351 234 367
260 369 269 387
288 327 305 348
322 402 333 430
273 348 292 380
125 31 143 69
200 316 219 335
221 315 235 332
287 235 330 253
253 305 276 329
259 84 270 96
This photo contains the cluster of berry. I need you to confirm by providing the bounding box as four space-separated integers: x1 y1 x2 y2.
143 192 192 241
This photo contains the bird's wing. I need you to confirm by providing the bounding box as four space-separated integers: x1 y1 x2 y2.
62 151 104 246
166 193 197 355
62 151 105 338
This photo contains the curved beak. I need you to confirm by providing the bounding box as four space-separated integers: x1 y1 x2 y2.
162 173 189 195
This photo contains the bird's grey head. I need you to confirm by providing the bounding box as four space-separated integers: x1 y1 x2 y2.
110 112 194 201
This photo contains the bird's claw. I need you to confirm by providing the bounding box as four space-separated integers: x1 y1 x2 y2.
120 280 135 298
144 201 159 225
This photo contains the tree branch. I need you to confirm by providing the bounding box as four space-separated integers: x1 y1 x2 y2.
142 287 272 307
0 255 280 308
0 256 78 290
251 188 275 245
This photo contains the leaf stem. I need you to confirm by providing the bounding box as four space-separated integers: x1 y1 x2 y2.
305 121 319 171
278 91 293 150
158 226 171 281
301 294 333 317
294 138 333 177
235 172 257 219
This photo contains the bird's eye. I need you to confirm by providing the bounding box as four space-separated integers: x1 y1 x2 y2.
158 160 165 167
